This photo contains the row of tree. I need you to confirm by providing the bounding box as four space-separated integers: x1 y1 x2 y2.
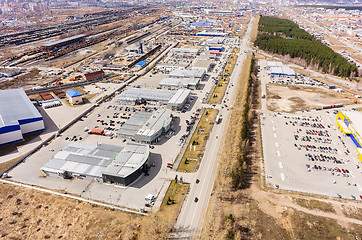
231 55 256 189
258 16 313 40
255 17 358 78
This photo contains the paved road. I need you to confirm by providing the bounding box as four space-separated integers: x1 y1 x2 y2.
170 16 255 240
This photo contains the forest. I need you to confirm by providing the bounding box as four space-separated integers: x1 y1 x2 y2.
255 17 358 78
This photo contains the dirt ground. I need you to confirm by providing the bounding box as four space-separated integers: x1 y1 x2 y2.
0 179 188 240
266 84 353 112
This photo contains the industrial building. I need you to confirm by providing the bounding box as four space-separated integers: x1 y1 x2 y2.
336 110 362 162
117 109 172 143
167 89 191 110
168 69 206 80
135 60 147 69
206 38 224 45
170 48 200 56
269 66 296 77
192 59 213 72
197 30 227 37
42 34 86 51
265 61 296 77
208 44 223 52
265 61 283 69
158 77 199 90
66 89 83 105
204 9 234 15
117 88 174 104
41 142 150 186
0 88 44 146
84 70 105 81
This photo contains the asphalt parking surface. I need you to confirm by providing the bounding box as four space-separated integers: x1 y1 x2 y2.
262 109 362 200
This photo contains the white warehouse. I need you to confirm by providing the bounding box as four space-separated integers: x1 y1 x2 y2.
0 88 45 146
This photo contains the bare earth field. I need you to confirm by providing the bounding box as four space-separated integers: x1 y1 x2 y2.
0 182 143 240
0 179 189 240
266 84 353 112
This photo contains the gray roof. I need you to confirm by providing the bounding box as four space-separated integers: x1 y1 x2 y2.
41 142 149 179
136 109 172 138
117 111 153 138
0 88 42 128
43 34 86 47
117 109 172 139
118 88 174 103
102 143 149 178
159 78 199 88
193 59 212 70
168 89 191 105
169 69 205 79
171 48 199 54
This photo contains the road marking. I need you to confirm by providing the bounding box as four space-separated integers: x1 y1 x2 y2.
274 133 277 138
275 142 279 148
281 173 286 181
279 162 283 169
276 150 280 157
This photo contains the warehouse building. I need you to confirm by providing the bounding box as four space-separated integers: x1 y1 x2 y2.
66 89 83 105
264 61 296 77
42 34 86 51
158 77 199 90
167 89 191 110
169 69 206 80
208 44 223 52
197 30 227 37
192 59 213 72
336 110 362 162
117 109 172 143
170 48 199 57
41 142 150 186
206 38 224 45
84 70 105 81
268 66 296 77
0 88 44 146
117 88 174 105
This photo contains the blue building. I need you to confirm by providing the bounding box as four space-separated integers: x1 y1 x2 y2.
0 89 45 146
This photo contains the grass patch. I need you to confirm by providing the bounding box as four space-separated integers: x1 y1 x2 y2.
209 48 239 104
210 76 230 104
159 180 189 213
290 209 362 240
292 198 336 213
342 206 362 222
177 108 218 172
223 51 238 75
0 156 23 173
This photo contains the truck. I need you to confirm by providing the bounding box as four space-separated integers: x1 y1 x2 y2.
215 114 222 124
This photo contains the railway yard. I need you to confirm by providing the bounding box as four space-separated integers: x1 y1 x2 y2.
0 7 248 214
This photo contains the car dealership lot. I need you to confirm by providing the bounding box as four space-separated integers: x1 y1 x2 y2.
261 109 362 200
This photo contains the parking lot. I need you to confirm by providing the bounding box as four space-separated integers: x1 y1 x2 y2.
261 109 362 200
6 70 213 211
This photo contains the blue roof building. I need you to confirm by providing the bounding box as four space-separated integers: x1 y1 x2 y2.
66 89 83 105
66 89 82 98
135 60 147 68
